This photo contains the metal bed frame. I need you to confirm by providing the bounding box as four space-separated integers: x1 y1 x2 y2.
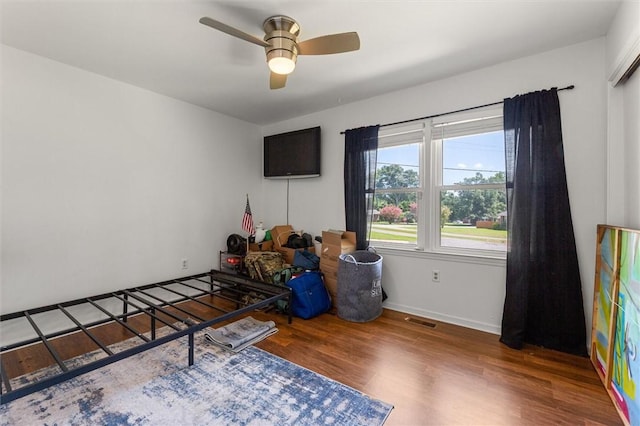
0 269 291 404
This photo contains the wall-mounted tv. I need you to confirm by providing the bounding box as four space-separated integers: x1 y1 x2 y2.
263 126 321 179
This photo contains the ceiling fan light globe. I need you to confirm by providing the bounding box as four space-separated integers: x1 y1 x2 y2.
268 57 296 75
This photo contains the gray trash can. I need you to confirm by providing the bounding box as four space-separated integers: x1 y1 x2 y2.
337 250 383 322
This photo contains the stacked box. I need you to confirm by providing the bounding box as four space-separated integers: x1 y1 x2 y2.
248 240 273 252
270 224 316 265
319 230 356 305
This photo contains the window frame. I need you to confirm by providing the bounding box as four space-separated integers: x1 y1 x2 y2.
371 106 506 259
373 121 427 250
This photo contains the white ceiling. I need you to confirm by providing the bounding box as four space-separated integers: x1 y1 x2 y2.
1 0 621 125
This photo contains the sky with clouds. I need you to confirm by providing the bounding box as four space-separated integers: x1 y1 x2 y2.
377 130 504 186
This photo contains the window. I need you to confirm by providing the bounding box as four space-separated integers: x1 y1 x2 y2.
370 107 507 258
371 122 424 248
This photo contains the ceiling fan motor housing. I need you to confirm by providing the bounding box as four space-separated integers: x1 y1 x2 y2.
263 15 300 35
263 16 300 73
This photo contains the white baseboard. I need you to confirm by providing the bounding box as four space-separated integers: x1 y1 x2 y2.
383 302 501 335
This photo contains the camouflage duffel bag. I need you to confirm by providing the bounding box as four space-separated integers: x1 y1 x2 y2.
244 251 284 283
271 265 305 314
272 266 304 287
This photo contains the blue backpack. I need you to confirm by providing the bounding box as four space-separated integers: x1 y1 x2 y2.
286 271 331 319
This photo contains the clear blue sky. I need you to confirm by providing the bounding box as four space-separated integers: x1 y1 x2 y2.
377 130 504 185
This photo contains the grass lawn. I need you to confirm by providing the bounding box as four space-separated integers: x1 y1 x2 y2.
369 231 417 242
370 223 506 243
370 223 417 242
441 225 507 239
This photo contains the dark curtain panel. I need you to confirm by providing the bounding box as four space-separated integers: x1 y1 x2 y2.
500 89 587 356
344 126 379 250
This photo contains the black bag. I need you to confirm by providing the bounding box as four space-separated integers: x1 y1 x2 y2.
286 233 308 248
293 250 320 270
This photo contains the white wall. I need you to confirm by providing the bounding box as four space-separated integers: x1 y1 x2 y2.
1 45 262 313
605 1 639 80
262 38 608 334
605 0 640 229
623 72 640 229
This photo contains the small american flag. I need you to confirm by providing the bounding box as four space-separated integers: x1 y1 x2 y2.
242 195 255 235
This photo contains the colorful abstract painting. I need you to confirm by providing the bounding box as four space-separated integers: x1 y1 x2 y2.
611 230 640 425
593 226 617 376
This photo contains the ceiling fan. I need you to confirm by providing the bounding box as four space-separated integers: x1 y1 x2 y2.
199 15 360 90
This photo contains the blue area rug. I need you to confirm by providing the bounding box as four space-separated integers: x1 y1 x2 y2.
0 330 393 425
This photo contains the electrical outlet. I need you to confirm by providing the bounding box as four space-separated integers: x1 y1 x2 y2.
432 270 440 282
181 258 188 270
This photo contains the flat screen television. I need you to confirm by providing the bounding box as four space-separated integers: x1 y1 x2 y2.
263 126 321 179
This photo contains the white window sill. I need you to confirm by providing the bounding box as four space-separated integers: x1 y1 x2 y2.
371 245 507 267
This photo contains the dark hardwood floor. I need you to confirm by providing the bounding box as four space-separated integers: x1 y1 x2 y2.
255 309 622 425
2 300 622 425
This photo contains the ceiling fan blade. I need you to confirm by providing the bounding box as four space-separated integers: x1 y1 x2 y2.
199 17 270 48
297 32 360 55
270 72 287 90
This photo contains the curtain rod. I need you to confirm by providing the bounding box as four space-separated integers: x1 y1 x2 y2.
339 85 575 135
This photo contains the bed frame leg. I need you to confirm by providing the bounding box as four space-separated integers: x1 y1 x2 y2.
123 294 129 323
149 308 156 340
188 332 194 366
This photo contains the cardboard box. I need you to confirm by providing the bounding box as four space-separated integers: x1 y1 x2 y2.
271 225 295 249
320 260 340 309
319 230 356 308
320 261 338 281
271 224 315 265
323 275 338 307
321 230 356 262
322 229 357 249
248 240 273 252
277 246 316 265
